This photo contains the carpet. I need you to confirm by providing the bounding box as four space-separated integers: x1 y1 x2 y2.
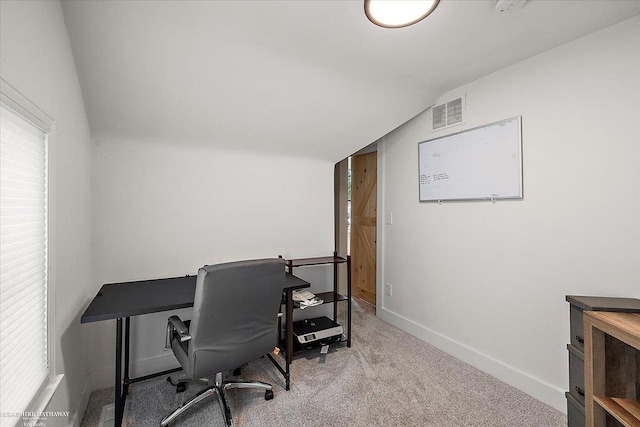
82 299 566 426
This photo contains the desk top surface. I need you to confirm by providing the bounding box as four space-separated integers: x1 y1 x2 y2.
81 273 309 323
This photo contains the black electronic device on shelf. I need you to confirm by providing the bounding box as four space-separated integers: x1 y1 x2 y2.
293 316 343 345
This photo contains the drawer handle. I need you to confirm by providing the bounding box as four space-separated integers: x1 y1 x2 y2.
575 335 584 344
575 386 585 397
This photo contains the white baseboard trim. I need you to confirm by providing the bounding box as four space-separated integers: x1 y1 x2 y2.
73 378 92 427
89 352 181 392
378 307 566 413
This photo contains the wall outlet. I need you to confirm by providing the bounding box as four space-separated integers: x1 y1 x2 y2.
386 212 393 225
385 283 392 296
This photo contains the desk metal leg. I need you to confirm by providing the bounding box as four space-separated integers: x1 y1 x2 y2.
124 317 131 396
115 318 124 427
333 256 338 322
285 290 293 390
347 255 352 347
114 317 133 426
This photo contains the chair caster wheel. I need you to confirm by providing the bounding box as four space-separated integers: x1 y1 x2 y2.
265 389 274 400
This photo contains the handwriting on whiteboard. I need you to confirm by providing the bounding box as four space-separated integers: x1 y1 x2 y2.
420 173 449 185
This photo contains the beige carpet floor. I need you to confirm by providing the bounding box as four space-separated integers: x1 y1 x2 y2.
81 298 566 426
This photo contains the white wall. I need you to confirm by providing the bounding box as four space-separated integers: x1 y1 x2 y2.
88 136 335 388
378 16 640 412
0 1 93 425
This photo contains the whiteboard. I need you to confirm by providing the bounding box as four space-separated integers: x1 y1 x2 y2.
418 116 522 202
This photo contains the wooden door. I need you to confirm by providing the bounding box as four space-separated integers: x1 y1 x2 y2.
350 152 376 305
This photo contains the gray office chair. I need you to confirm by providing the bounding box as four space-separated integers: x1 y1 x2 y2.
160 258 285 427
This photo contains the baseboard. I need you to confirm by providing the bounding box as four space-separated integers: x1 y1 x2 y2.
378 307 566 413
89 352 181 392
73 378 92 427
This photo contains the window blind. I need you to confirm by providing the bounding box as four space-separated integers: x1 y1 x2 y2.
0 103 49 420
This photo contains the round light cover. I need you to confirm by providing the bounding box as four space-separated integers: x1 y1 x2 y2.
365 0 440 28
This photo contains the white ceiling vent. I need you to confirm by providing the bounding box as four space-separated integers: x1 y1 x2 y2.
432 95 465 131
432 104 446 130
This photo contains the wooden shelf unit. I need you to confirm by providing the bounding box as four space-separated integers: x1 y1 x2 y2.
584 311 640 427
593 397 640 426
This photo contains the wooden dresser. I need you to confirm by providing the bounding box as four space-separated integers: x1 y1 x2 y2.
566 296 640 427
583 311 640 427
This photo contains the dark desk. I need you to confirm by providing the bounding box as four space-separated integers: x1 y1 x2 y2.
82 273 309 427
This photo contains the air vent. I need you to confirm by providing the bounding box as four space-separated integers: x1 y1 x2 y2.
432 104 446 129
447 98 463 125
432 95 465 131
495 0 526 13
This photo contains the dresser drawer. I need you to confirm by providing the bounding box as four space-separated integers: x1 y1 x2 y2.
569 305 585 351
565 391 585 427
567 295 640 350
567 344 585 405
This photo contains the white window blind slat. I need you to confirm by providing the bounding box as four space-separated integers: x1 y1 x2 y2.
1 319 47 369
1 211 47 224
1 195 48 209
0 340 47 399
1 282 46 315
0 251 47 276
1 222 47 235
0 139 45 160
1 250 46 277
3 251 44 278
0 293 46 330
0 155 46 173
1 238 46 259
2 225 46 241
0 361 46 414
0 138 46 163
1 280 46 319
0 102 49 418
1 276 46 299
0 162 46 180
2 311 47 356
0 145 46 165
1 229 46 248
0 138 46 159
0 292 46 329
1 175 46 192
1 319 47 366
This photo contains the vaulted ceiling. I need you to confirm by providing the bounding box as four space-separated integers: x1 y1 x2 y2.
61 0 640 162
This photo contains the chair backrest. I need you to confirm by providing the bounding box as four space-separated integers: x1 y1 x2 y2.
186 258 285 379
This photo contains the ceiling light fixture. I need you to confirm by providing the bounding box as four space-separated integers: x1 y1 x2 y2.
365 0 440 29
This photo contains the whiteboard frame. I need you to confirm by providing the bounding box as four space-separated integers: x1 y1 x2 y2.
418 116 523 203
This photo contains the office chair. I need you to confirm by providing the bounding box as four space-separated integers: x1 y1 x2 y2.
160 258 285 427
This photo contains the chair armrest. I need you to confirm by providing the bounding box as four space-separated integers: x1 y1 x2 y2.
165 315 191 350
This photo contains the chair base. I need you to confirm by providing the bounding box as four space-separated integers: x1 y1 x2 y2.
160 372 273 427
